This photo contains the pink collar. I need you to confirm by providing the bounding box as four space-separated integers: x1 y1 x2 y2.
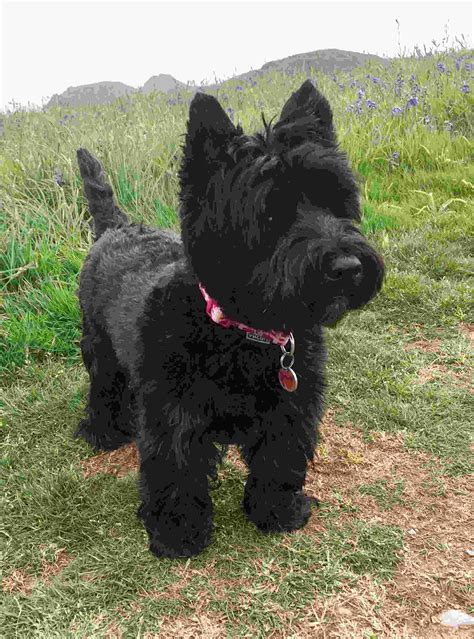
198 283 291 347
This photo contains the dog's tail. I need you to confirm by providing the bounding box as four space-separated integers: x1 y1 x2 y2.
77 148 129 240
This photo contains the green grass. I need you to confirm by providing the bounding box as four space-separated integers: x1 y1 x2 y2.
1 45 473 636
1 363 405 635
359 479 405 510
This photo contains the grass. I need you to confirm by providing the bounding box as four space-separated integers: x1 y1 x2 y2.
1 44 473 637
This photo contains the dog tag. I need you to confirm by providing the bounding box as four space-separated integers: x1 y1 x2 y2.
278 367 298 392
279 333 298 392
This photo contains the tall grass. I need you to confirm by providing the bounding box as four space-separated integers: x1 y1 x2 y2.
0 46 473 375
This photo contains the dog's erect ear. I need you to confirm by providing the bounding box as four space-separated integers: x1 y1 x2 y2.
185 92 237 159
276 80 335 141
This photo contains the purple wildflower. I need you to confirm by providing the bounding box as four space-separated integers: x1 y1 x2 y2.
236 85 243 91
392 152 400 163
465 62 472 72
372 76 380 84
350 81 357 89
395 74 404 96
437 62 446 73
406 96 419 108
461 81 469 94
54 168 64 186
227 107 234 121
167 98 177 106
354 99 363 115
366 99 377 109
455 59 462 71
392 106 403 115
358 88 365 98
338 83 345 91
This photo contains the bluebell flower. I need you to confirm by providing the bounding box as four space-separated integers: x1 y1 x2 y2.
392 106 403 115
227 107 234 121
366 99 377 109
54 168 64 186
455 59 462 71
406 96 419 108
437 62 446 73
461 81 469 94
392 152 400 162
236 85 243 91
357 88 365 98
338 83 345 91
372 76 380 84
465 62 472 72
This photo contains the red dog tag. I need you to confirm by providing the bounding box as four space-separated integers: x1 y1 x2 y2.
278 367 298 392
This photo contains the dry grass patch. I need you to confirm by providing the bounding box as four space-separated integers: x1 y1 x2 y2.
286 412 474 638
2 547 73 595
2 569 35 595
143 610 230 639
81 442 139 478
405 338 442 353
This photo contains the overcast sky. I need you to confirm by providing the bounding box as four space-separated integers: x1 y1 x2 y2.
1 0 472 111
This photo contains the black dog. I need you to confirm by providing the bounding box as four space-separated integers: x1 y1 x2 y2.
76 80 384 558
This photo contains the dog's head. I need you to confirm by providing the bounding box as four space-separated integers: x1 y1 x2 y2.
179 80 384 331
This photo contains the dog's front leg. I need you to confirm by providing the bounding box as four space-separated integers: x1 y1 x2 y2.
136 402 217 558
241 413 317 533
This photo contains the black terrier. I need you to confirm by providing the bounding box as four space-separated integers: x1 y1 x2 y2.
76 80 384 558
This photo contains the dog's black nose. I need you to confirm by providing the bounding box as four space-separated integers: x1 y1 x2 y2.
328 256 363 284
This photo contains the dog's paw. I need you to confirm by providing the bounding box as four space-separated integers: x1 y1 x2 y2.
74 418 133 451
139 499 213 558
242 488 315 533
148 531 212 558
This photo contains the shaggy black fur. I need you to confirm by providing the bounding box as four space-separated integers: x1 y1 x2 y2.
75 80 385 558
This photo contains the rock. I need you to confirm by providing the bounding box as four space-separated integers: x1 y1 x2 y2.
440 609 474 627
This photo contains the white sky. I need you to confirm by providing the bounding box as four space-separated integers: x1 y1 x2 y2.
1 0 472 111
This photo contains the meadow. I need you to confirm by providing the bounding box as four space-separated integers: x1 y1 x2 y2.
1 46 473 637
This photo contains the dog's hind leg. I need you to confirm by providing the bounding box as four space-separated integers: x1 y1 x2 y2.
75 318 135 450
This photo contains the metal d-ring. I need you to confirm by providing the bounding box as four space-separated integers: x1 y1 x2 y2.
280 332 295 370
